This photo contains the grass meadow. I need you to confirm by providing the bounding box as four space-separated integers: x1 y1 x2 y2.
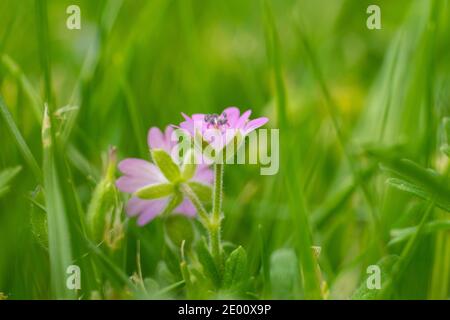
0 0 449 300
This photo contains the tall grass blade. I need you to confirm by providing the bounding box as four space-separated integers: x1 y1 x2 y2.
42 106 75 299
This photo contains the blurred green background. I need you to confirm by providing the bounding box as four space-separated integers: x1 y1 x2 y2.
0 0 449 299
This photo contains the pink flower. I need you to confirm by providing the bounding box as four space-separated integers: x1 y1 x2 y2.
116 126 213 226
178 107 268 152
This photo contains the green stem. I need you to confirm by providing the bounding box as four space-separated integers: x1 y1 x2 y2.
180 163 224 272
212 163 223 222
210 163 224 269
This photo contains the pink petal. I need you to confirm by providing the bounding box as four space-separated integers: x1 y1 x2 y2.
191 114 206 122
223 107 240 126
116 176 155 193
202 128 223 150
174 198 196 217
126 197 151 217
180 121 195 136
222 128 240 146
235 110 252 129
181 112 192 122
118 158 163 180
116 158 166 193
137 198 169 225
193 164 214 184
148 127 166 150
244 117 268 134
164 126 175 150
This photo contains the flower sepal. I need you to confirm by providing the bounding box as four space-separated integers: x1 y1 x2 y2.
151 148 181 182
135 183 174 200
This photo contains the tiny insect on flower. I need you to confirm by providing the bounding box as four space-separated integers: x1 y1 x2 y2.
176 107 269 158
116 126 213 226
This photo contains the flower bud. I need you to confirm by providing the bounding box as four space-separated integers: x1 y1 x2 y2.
86 147 122 246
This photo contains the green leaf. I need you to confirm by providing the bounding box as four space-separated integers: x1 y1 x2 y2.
151 149 181 182
222 246 247 289
389 220 450 245
135 183 174 200
368 149 450 212
187 181 212 204
387 178 450 212
195 238 221 288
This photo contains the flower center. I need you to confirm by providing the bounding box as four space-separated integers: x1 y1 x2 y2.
204 112 228 129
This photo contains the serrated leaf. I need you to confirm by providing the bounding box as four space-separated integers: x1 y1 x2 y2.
135 183 174 200
196 239 221 288
151 149 181 182
187 181 212 204
223 246 247 289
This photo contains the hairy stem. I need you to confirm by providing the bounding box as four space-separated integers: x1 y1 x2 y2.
180 163 224 272
210 163 224 270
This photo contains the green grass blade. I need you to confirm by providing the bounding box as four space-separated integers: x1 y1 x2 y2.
263 0 287 128
35 0 52 106
389 220 450 246
42 112 74 297
42 106 75 299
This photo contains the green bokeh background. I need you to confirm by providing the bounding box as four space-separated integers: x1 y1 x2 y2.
0 0 449 299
